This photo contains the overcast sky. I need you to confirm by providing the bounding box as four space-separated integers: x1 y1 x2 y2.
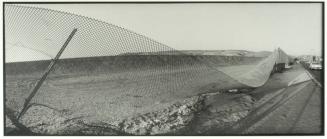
8 3 322 60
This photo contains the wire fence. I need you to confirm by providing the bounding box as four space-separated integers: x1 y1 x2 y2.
4 4 291 135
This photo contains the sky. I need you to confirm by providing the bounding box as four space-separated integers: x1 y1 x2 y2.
6 3 323 62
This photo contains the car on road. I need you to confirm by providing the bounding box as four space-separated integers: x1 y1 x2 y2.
309 62 322 70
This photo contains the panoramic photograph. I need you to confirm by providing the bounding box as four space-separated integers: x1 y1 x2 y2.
4 2 323 136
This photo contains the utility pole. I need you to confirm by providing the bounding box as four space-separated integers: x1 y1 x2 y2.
17 28 77 120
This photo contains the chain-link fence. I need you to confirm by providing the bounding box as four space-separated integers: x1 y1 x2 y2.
4 4 291 135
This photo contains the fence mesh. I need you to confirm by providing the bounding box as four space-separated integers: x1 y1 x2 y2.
4 4 290 135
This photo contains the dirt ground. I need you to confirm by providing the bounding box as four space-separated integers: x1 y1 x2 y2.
6 64 248 134
5 58 321 135
218 64 322 135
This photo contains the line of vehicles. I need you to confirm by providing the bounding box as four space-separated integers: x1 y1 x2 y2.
309 62 322 70
298 55 322 70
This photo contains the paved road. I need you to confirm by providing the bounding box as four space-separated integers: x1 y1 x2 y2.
301 62 323 84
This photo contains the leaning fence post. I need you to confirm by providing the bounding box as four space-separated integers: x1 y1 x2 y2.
17 28 78 120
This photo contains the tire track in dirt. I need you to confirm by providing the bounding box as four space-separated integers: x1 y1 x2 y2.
242 81 317 134
287 83 319 133
218 80 312 134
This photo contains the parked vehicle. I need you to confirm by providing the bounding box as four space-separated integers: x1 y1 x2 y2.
309 62 322 70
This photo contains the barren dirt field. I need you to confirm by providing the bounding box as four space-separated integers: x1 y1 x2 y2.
5 55 321 135
6 66 245 123
6 55 264 134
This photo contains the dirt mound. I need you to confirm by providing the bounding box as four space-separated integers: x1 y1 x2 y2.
6 90 256 135
122 50 272 57
6 55 263 76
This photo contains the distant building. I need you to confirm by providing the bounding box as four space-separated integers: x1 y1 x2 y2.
298 55 322 63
